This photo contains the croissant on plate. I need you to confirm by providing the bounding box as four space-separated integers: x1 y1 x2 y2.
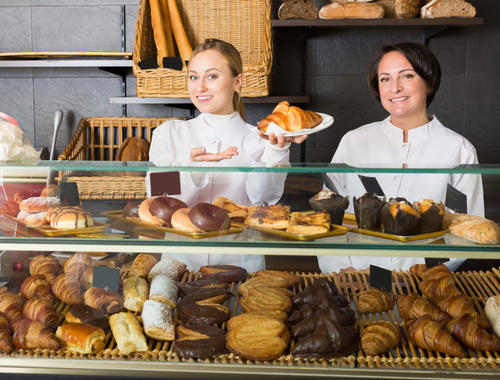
418 277 463 299
0 292 25 329
64 252 93 279
397 293 450 321
406 315 466 358
356 288 395 314
20 275 56 305
83 287 124 315
430 295 491 330
256 101 323 133
23 297 59 331
361 320 401 356
51 273 83 306
0 312 13 353
441 313 500 351
13 317 60 351
29 254 60 284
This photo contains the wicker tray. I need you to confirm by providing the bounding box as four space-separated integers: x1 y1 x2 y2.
133 0 273 98
5 268 500 372
56 117 182 200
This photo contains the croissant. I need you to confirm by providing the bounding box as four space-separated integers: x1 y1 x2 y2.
418 277 463 299
0 286 7 295
29 254 60 284
406 315 466 358
13 317 60 351
0 312 13 353
397 293 450 321
356 288 395 314
361 320 401 356
430 295 491 330
0 292 24 329
257 101 323 133
51 273 83 306
409 263 427 278
441 313 500 351
64 252 93 279
0 199 20 218
84 287 124 315
23 297 59 331
20 275 56 305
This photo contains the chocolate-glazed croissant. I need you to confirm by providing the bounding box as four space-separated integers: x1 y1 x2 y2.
292 278 338 309
292 307 357 339
289 289 349 325
83 287 124 315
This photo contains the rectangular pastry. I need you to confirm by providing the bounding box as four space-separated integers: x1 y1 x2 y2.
147 256 187 282
244 204 290 230
286 211 331 235
109 312 148 355
127 253 157 279
123 276 149 313
142 300 175 341
149 275 178 308
55 323 105 354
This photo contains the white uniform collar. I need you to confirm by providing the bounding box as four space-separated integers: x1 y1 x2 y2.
202 112 237 128
383 115 438 143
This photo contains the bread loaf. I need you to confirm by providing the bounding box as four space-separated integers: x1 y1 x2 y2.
278 0 318 20
115 137 150 161
442 213 500 245
420 0 476 18
319 2 385 19
395 0 422 18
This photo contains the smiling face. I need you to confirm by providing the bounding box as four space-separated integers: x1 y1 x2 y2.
378 51 430 126
187 49 243 115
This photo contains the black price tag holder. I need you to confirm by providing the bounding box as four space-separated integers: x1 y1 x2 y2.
358 175 385 197
163 57 183 71
138 56 159 70
55 182 80 206
370 265 393 292
92 266 120 292
150 171 181 197
425 257 450 268
445 184 467 214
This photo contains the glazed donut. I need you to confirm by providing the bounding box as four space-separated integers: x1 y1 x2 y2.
138 197 187 226
19 197 59 212
24 211 48 226
171 208 202 233
0 200 20 218
188 203 231 232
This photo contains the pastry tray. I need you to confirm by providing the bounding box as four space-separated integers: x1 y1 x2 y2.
342 213 447 242
0 214 108 237
233 222 349 241
102 210 245 239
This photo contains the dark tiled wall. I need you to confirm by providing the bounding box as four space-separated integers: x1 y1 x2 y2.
0 0 498 165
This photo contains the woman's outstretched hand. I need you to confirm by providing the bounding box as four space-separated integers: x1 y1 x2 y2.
258 131 308 148
189 146 239 162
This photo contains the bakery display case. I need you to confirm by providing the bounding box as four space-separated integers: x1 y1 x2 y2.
1 161 500 379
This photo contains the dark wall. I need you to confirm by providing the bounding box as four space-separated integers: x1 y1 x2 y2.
0 0 498 165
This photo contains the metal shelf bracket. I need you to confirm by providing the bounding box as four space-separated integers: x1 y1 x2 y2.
423 25 449 45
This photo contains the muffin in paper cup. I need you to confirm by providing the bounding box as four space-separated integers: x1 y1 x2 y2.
309 190 349 225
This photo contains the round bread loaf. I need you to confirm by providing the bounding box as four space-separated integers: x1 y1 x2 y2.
47 206 94 229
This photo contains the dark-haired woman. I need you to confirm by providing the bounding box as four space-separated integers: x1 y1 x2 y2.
320 42 484 273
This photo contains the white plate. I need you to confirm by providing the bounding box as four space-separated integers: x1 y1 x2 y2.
260 112 334 137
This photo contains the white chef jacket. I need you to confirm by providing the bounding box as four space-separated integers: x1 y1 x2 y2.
148 112 290 272
319 115 484 273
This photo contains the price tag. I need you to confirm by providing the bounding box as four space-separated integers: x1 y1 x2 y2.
163 57 183 71
425 257 450 268
138 56 159 70
150 171 181 197
56 182 79 206
92 266 120 292
358 175 385 197
370 265 392 292
445 184 467 214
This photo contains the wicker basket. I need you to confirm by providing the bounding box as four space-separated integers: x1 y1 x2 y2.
57 117 181 200
133 0 273 98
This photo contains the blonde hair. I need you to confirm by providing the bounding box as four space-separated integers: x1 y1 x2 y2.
188 39 245 120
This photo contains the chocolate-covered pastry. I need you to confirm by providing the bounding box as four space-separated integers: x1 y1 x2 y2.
177 287 230 325
413 199 445 234
292 278 338 309
178 280 228 298
309 190 349 225
173 324 227 358
292 307 357 339
381 198 420 236
65 305 110 334
150 197 187 227
291 317 359 358
353 193 384 229
289 289 349 325
122 202 140 220
198 265 247 283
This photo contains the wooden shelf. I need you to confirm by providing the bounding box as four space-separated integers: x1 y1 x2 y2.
272 18 484 28
110 96 309 105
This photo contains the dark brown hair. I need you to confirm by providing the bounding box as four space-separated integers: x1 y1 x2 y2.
367 42 441 108
188 39 245 119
